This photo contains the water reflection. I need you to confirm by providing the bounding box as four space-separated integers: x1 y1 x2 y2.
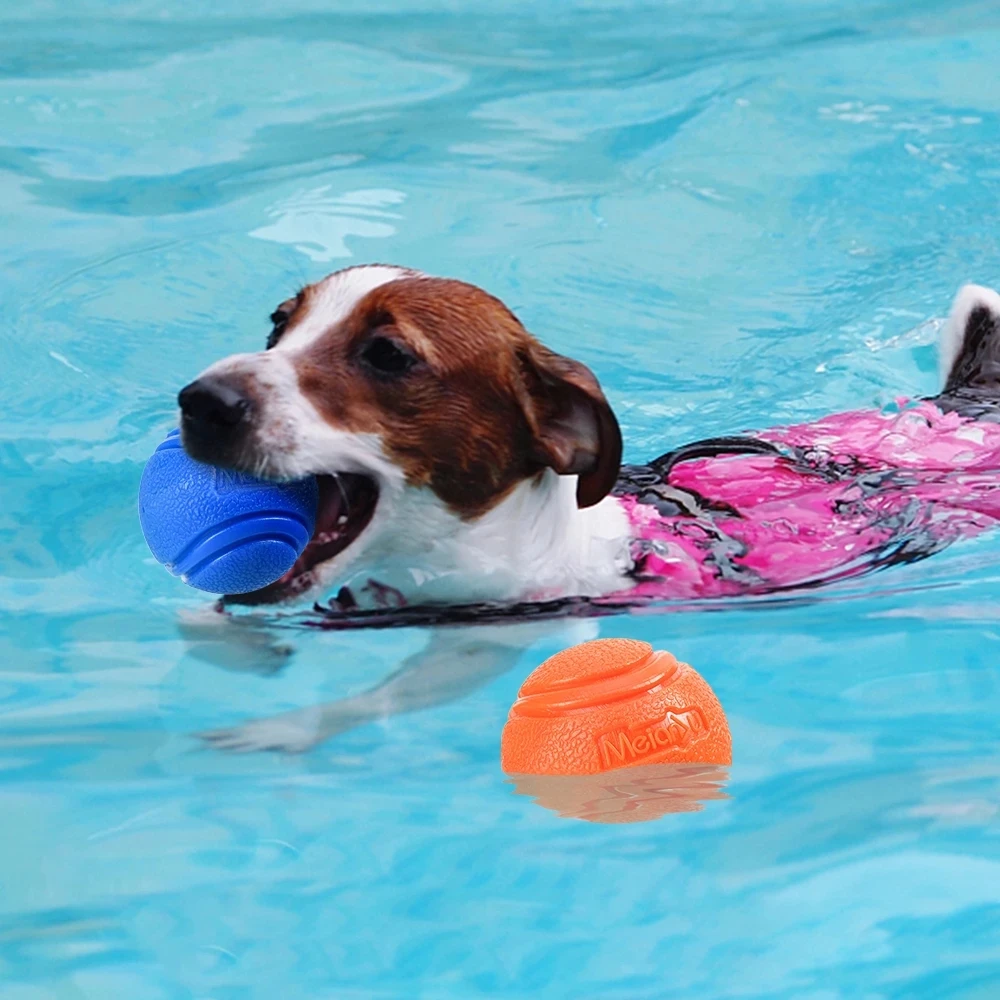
507 763 729 824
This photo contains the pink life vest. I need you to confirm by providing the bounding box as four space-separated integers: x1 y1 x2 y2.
615 400 1000 600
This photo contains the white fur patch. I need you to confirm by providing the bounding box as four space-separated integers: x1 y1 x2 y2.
331 469 633 607
940 283 1000 388
275 264 417 353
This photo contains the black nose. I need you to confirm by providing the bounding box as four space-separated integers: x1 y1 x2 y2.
178 378 252 429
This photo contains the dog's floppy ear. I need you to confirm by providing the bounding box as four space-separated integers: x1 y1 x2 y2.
517 342 622 508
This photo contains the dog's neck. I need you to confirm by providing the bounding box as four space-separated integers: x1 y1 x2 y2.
340 471 634 607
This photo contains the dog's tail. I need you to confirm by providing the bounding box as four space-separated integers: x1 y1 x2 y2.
936 283 1000 418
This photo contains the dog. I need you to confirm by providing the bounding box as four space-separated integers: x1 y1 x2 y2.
177 267 1000 751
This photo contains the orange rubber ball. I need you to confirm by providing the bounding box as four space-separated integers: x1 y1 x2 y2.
500 638 731 776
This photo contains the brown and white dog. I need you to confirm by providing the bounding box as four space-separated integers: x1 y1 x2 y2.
180 264 1000 752
179 265 634 612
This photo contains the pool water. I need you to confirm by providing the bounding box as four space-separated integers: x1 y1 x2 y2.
3 0 1000 996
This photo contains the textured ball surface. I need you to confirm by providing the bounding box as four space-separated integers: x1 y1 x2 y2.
500 638 731 775
138 429 318 594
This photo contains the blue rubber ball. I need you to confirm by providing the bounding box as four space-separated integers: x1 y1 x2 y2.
138 429 318 594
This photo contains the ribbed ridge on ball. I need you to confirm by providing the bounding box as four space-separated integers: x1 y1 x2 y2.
168 510 313 577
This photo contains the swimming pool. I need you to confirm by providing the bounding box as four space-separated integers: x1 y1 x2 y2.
3 0 1000 995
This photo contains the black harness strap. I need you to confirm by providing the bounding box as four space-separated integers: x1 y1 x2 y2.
647 435 780 477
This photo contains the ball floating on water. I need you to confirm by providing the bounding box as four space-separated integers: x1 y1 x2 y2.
500 638 731 776
138 429 318 595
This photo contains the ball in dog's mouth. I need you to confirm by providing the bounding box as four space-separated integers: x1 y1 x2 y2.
224 472 379 606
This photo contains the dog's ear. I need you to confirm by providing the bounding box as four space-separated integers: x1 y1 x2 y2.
517 342 622 508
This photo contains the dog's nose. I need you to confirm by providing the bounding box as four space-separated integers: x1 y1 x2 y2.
178 378 252 429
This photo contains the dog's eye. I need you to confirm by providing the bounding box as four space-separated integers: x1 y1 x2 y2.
360 336 418 376
266 310 289 350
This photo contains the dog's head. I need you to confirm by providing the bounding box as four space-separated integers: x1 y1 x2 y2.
179 265 622 604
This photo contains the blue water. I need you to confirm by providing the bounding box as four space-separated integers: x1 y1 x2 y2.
4 1 1000 996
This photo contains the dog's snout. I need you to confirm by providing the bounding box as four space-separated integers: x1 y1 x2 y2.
179 378 252 429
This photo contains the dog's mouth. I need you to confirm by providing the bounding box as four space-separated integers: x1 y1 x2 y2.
225 473 379 606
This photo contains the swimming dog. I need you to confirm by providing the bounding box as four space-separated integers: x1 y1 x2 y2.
178 268 1000 750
